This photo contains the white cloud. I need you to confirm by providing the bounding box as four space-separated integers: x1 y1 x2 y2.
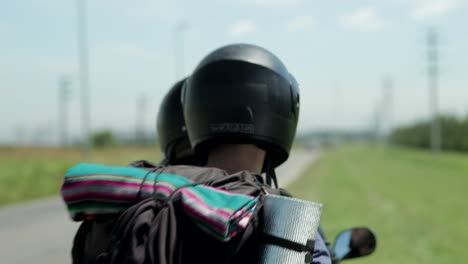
340 7 386 32
412 0 465 19
228 19 257 37
239 0 305 8
285 16 315 32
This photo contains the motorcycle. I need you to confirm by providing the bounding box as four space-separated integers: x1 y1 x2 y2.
319 226 377 264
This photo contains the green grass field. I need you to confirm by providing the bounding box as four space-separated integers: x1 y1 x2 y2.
288 144 467 263
2 144 466 262
0 146 161 207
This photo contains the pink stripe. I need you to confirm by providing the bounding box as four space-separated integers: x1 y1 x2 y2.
67 198 134 205
154 185 173 196
62 180 178 196
62 179 154 191
62 185 153 198
64 192 139 202
181 203 227 234
63 185 174 202
179 189 232 219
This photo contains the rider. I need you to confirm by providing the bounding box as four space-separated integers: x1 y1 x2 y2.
156 77 200 166
70 44 331 264
182 43 332 264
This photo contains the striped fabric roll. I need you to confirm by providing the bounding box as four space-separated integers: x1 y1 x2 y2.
61 163 258 241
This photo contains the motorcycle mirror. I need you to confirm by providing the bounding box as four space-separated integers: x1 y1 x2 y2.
332 227 377 261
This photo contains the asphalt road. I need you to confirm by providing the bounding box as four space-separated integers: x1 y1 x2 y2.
0 149 319 264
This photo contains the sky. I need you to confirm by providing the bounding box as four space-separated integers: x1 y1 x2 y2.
1 0 467 144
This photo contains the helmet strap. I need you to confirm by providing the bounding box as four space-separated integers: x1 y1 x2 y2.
166 143 178 165
159 157 169 166
264 154 279 188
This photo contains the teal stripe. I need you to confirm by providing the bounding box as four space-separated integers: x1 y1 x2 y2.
65 176 146 184
65 163 192 186
192 185 255 210
65 163 150 178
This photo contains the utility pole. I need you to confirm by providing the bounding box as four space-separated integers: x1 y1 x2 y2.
373 100 382 144
136 96 148 144
15 126 25 147
335 79 343 142
175 21 188 79
427 28 441 153
370 92 382 145
58 76 71 147
382 76 393 145
76 0 92 158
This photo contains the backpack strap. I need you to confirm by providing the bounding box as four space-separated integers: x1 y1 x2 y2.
95 198 155 263
261 233 315 253
96 166 168 263
136 165 164 201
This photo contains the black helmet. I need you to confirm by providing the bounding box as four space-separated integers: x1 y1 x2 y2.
157 78 197 165
182 43 300 169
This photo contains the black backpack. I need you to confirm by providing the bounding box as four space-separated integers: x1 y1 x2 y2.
71 161 285 264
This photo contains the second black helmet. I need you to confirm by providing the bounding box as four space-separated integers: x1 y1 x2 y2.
157 78 196 165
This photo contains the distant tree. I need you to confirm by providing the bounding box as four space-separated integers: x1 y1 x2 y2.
92 130 117 148
391 114 468 152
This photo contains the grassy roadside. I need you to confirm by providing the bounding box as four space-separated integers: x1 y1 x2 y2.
288 144 468 264
0 147 161 207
